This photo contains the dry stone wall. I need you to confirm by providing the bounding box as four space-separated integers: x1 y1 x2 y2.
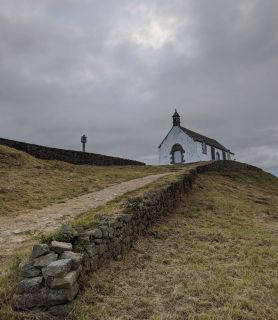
0 138 145 166
12 161 262 318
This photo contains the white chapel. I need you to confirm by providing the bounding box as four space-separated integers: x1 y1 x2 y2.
159 110 235 165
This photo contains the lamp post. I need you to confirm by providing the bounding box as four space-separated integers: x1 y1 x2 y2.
81 134 87 152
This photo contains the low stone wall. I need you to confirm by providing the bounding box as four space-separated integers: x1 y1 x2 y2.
0 138 145 166
14 242 83 317
12 161 261 318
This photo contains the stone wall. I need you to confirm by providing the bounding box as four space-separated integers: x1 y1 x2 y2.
0 138 145 166
12 161 261 318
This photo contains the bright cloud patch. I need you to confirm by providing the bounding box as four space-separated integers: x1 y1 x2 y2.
131 18 178 49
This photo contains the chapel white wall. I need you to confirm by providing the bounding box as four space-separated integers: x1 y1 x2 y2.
159 127 196 165
159 127 232 165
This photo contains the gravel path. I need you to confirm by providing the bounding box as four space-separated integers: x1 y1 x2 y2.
0 173 170 266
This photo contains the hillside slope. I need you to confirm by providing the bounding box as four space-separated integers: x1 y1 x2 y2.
0 145 169 216
72 169 278 320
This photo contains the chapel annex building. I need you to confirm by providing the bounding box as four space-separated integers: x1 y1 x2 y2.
159 110 234 165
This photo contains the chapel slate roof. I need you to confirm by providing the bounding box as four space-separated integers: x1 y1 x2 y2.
180 126 230 152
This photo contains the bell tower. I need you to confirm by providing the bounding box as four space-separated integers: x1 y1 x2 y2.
172 109 180 127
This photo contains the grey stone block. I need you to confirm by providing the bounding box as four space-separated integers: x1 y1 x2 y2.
89 228 103 239
45 259 72 278
60 251 83 270
32 244 49 258
98 243 108 255
94 238 103 244
85 244 99 258
108 227 114 238
16 276 43 294
34 252 58 268
47 266 82 289
47 282 79 306
61 224 78 237
19 262 41 278
50 241 73 254
100 226 109 238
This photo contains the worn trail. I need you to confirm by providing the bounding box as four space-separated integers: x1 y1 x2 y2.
0 173 170 266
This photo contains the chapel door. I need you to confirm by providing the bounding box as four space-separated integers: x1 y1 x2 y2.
211 146 215 160
174 150 182 164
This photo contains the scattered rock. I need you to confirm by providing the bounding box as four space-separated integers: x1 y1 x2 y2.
16 276 43 294
33 252 58 268
32 244 49 258
50 241 73 254
45 259 72 278
19 262 41 278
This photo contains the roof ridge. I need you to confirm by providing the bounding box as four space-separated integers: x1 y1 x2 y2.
180 126 229 151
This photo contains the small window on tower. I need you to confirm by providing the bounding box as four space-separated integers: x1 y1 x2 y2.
202 142 207 154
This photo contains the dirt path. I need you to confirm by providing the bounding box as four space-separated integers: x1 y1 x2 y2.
0 173 170 266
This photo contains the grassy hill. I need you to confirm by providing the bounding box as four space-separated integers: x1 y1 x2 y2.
1 145 277 320
0 145 169 216
71 169 278 320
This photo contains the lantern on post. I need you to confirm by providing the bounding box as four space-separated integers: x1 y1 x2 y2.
81 134 87 152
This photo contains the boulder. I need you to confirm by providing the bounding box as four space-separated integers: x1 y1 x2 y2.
45 259 72 278
32 244 49 258
50 241 72 254
33 252 58 268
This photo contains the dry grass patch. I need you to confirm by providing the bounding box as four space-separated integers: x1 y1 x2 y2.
72 168 194 229
71 170 278 320
0 145 170 216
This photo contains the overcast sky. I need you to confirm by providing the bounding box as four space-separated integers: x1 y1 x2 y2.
0 0 277 175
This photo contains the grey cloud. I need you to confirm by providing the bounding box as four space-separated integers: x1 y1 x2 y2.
0 0 277 175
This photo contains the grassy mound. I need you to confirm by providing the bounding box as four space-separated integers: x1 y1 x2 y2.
0 145 40 168
0 145 170 216
71 169 278 320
